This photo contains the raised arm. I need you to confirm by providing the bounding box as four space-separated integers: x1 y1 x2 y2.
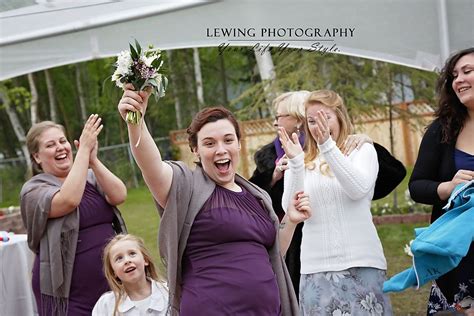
320 138 378 199
49 114 102 218
117 85 172 207
278 127 305 212
87 140 127 206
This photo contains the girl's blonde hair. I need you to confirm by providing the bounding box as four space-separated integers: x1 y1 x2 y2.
102 234 162 316
303 90 353 174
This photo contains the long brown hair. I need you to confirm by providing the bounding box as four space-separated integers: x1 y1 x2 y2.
303 90 353 173
25 121 66 176
435 47 474 143
102 234 163 316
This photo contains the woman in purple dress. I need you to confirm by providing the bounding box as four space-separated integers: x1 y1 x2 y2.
118 85 310 316
20 115 127 315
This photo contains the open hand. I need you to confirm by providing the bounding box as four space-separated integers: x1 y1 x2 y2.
312 110 331 145
342 134 373 156
76 114 103 154
278 127 303 159
287 191 311 224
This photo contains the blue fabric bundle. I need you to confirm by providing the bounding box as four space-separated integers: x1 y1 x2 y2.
383 181 474 292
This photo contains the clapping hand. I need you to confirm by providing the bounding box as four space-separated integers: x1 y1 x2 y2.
278 127 303 159
74 114 103 166
287 191 311 224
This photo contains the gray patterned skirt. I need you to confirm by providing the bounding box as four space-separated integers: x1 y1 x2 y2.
299 267 393 316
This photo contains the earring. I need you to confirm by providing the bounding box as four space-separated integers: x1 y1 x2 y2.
296 125 301 135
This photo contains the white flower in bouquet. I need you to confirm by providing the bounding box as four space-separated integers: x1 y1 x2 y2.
117 51 132 75
112 40 168 124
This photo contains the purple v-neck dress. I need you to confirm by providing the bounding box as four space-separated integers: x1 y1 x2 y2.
32 182 115 315
179 185 281 315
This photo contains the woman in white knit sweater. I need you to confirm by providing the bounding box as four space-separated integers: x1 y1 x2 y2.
280 90 392 316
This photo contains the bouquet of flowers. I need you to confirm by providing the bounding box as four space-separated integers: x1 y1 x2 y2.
112 40 168 124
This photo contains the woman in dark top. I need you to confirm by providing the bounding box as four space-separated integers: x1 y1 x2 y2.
409 47 474 314
118 84 311 315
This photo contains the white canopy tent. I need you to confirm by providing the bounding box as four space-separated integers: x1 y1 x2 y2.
0 0 473 81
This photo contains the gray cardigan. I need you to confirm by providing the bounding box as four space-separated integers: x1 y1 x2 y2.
20 170 126 312
157 161 299 315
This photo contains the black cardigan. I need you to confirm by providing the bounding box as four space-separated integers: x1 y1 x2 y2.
409 118 473 303
409 119 456 222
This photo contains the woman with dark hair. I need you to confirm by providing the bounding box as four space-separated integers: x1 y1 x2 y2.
409 47 474 313
117 84 311 316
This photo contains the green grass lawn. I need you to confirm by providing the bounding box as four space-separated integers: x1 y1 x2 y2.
377 223 431 315
121 186 430 315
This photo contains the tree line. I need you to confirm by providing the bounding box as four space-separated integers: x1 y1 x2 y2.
0 47 438 173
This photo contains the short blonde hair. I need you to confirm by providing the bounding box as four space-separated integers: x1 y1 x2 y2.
303 90 353 172
273 91 309 123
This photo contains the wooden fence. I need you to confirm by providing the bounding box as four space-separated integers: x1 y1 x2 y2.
169 101 435 179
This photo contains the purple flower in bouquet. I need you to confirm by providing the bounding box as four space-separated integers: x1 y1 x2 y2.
112 40 168 124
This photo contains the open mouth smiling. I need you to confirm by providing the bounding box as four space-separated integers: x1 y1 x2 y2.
55 153 68 161
215 159 231 172
124 266 136 273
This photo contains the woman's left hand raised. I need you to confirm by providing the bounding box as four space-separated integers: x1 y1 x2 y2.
74 114 103 161
278 127 303 159
313 110 331 145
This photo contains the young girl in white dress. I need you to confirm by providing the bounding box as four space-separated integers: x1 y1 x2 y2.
93 234 168 316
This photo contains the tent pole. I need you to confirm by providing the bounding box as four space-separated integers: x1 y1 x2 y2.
437 0 450 65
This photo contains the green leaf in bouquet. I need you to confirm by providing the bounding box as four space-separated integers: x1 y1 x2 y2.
126 110 141 125
133 77 145 91
151 58 161 69
149 78 160 87
157 80 166 98
160 76 168 96
130 43 138 59
135 39 142 56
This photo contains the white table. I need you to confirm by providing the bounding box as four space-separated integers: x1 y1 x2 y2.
0 234 38 316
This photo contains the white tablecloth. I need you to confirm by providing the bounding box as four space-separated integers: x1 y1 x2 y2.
0 234 38 316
